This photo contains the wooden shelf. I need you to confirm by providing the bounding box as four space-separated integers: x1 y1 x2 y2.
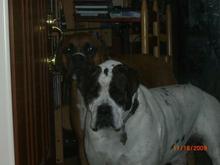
76 17 140 23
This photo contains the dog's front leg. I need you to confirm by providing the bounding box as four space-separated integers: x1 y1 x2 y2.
70 81 89 165
170 152 187 165
118 150 160 165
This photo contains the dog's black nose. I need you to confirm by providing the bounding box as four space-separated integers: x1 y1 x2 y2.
96 104 113 130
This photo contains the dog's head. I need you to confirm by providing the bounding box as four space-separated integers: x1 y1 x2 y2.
56 32 105 79
78 60 139 131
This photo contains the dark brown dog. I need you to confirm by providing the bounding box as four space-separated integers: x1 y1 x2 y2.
56 32 106 165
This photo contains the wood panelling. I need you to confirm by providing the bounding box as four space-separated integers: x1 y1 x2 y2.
9 0 55 164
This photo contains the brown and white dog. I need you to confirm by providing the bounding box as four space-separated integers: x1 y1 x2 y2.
56 32 177 165
76 60 220 165
56 32 106 165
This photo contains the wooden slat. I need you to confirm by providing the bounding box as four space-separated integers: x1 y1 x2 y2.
153 0 160 58
141 0 149 55
23 0 35 164
40 0 46 161
34 0 43 163
166 4 172 57
55 109 64 163
140 0 173 62
43 0 51 159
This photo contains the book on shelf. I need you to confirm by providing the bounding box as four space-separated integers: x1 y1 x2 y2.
110 11 140 18
74 0 111 18
76 13 109 17
75 5 109 10
75 0 112 5
76 11 108 17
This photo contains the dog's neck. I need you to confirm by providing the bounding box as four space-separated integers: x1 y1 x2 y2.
120 92 139 145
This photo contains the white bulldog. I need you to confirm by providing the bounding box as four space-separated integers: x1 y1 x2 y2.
76 60 220 165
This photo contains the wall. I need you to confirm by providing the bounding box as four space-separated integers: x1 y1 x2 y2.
173 0 220 101
0 0 15 164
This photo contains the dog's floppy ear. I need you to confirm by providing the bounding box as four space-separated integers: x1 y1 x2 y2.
112 64 139 110
77 64 101 98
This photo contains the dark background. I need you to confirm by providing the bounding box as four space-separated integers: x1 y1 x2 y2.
172 0 220 101
172 1 220 163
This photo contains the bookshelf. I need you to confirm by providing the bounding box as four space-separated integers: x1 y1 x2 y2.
72 0 141 55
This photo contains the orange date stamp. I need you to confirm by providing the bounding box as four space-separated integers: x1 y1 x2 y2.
172 145 208 151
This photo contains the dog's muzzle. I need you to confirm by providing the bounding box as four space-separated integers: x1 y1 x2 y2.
92 104 114 131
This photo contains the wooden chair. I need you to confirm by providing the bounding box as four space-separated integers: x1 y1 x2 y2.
141 0 172 58
135 1 195 164
140 0 176 87
142 1 195 163
115 0 176 88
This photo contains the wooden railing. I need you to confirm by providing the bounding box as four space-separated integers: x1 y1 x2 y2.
141 0 172 61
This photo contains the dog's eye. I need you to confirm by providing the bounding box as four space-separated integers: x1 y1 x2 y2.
62 43 76 55
83 42 97 57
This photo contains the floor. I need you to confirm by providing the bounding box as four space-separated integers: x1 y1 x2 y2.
64 157 80 165
63 153 212 165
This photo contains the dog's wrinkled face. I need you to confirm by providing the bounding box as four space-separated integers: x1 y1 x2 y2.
78 60 139 131
56 32 104 79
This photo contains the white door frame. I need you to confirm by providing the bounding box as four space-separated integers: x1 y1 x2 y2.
0 0 15 164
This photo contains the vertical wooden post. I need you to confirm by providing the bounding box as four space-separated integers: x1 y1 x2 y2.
53 73 64 164
61 0 75 29
141 0 149 55
166 4 172 57
153 0 160 58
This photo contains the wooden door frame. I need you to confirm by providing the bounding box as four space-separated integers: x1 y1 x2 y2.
7 0 55 164
0 0 15 165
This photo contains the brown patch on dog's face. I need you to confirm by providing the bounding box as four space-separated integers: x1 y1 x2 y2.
61 32 104 66
62 33 99 51
56 32 105 79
